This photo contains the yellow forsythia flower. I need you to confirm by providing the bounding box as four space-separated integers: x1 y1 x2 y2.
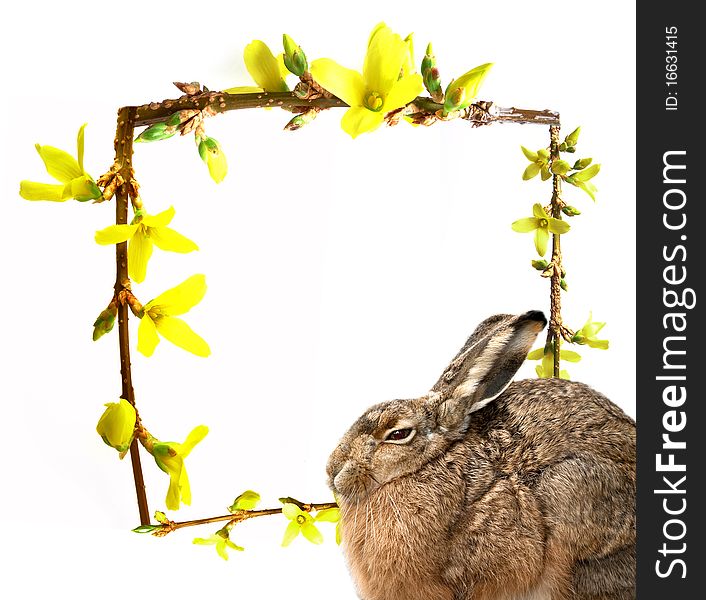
137 275 210 358
193 528 244 560
19 124 102 202
95 207 198 283
572 313 609 349
511 203 571 256
310 23 423 138
224 40 290 94
96 398 136 456
145 425 209 510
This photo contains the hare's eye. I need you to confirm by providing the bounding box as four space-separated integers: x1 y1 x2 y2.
384 428 415 443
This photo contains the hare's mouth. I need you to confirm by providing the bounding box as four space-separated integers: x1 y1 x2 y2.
332 462 382 501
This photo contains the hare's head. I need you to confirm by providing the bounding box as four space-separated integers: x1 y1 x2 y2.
327 310 546 501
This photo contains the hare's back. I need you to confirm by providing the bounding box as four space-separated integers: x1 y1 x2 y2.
473 378 635 471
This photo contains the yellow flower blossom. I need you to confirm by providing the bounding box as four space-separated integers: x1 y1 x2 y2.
95 206 198 283
281 503 323 546
572 313 609 349
310 23 423 138
19 124 101 202
224 40 290 94
512 203 571 256
527 346 580 379
137 275 210 358
145 425 208 510
196 135 228 184
193 528 244 560
96 398 136 457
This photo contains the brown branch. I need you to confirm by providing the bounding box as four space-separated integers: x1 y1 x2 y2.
113 106 150 525
153 502 339 537
548 125 563 378
132 90 559 129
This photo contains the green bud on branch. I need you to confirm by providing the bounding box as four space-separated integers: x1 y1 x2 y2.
93 300 118 341
561 205 581 216
283 34 308 77
421 43 443 102
284 108 319 131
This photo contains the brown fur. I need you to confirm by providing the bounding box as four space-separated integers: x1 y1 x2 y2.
328 313 635 600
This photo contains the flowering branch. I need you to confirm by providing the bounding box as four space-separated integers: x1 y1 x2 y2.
132 90 559 129
111 107 150 525
143 501 339 537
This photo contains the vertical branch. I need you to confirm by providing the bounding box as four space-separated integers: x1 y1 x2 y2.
548 125 563 377
113 107 150 525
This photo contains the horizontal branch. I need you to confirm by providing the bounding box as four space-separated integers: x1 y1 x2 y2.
151 501 338 537
132 90 559 128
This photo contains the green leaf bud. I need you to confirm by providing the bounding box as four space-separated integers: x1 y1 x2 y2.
284 107 319 131
560 278 569 292
565 126 581 147
135 122 177 143
531 259 549 270
561 205 581 217
421 42 442 100
283 34 308 77
229 490 261 512
132 524 160 534
93 301 118 341
573 157 593 170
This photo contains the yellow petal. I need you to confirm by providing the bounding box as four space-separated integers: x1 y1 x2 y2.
363 24 406 94
532 203 549 219
150 227 199 253
154 316 211 357
141 206 175 228
180 425 209 457
95 224 138 245
367 22 388 48
314 508 341 523
77 123 87 174
310 58 365 107
340 106 385 138
511 217 539 233
19 181 68 202
301 522 324 545
207 148 227 184
35 144 82 183
70 175 102 201
401 33 415 77
382 74 423 113
243 40 289 92
151 274 207 315
178 465 192 506
282 503 304 520
96 399 136 452
223 85 264 94
534 227 550 256
137 315 160 357
128 228 153 284
277 53 289 79
281 520 301 547
526 347 544 360
165 468 182 510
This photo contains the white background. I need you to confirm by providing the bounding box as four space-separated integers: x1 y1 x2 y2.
0 1 635 598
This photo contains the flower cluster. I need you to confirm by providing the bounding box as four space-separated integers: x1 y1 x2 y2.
515 127 608 379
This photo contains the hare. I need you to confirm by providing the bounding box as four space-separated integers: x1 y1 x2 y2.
327 311 635 600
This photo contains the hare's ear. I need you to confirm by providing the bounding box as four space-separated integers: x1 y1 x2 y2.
431 310 546 430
